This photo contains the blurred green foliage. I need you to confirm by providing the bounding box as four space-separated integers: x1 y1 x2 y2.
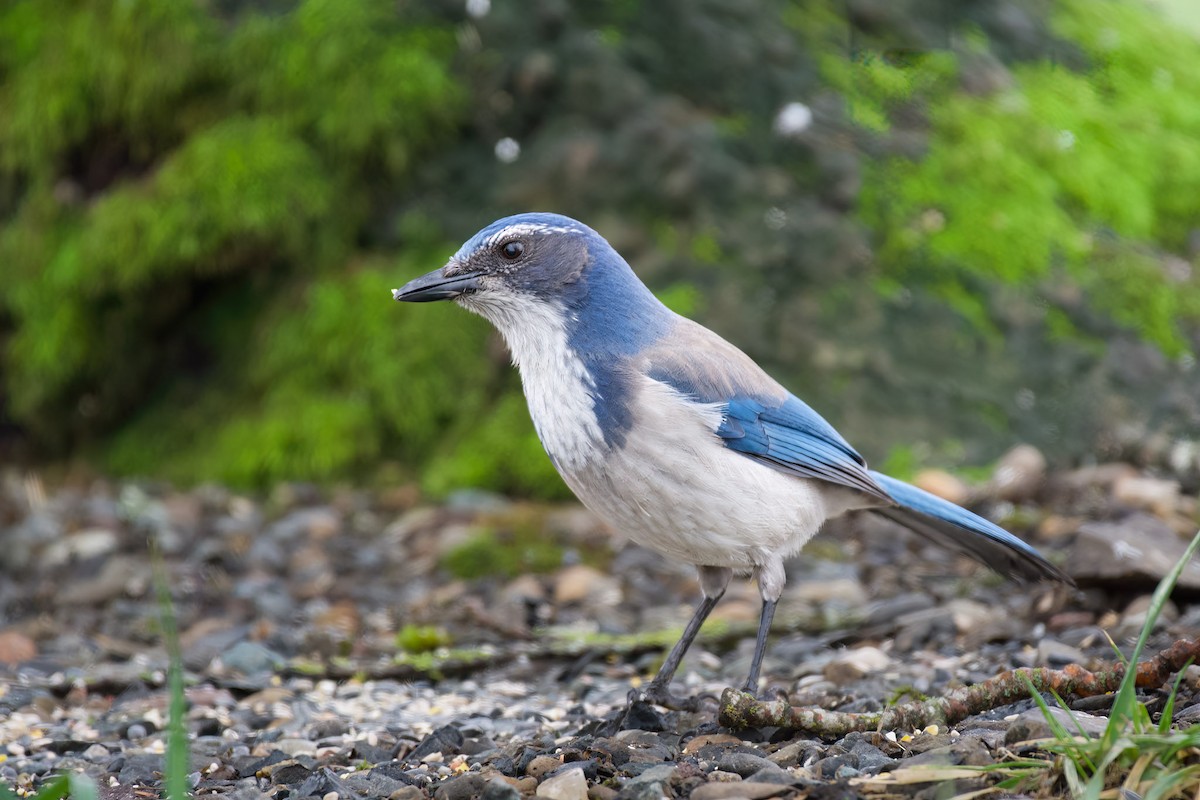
439 525 565 581
863 0 1200 356
395 623 452 654
0 0 1198 494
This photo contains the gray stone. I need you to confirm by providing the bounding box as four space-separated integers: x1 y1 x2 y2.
905 737 992 769
1005 706 1109 744
1035 638 1088 668
481 777 521 800
435 772 486 800
690 782 788 800
714 752 775 777
744 764 796 785
847 739 895 773
410 725 465 761
1067 515 1200 589
990 444 1046 501
217 641 285 676
538 767 589 800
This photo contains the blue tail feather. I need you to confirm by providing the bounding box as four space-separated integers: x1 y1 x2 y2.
869 471 1072 585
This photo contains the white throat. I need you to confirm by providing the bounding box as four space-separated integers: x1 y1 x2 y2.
458 290 605 470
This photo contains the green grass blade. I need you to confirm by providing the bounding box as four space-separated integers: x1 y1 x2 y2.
151 547 190 800
1157 657 1193 736
1020 673 1077 743
1142 764 1200 800
65 774 98 800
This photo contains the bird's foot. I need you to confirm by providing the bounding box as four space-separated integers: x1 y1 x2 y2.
595 684 719 736
628 682 700 712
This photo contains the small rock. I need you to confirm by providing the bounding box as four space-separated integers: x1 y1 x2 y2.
990 444 1047 501
275 739 318 757
714 753 774 778
690 782 788 800
502 575 547 603
42 528 120 567
0 630 37 665
904 736 991 768
554 565 621 607
823 646 891 686
616 764 677 800
744 764 795 785
913 470 970 505
390 787 427 800
526 755 562 779
82 744 110 760
1113 475 1180 518
767 740 816 768
1035 638 1087 668
435 772 486 800
409 725 465 762
537 767 588 800
1067 515 1200 590
1005 706 1109 744
482 777 521 800
1037 515 1082 540
216 641 285 676
1120 593 1179 636
682 734 744 754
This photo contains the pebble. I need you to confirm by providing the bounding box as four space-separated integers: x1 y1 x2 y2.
990 444 1047 501
1005 707 1109 744
537 767 589 800
482 777 521 800
0 630 37 665
691 782 788 800
823 646 891 685
913 470 971 505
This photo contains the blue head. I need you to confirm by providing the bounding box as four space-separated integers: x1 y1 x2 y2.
394 213 671 357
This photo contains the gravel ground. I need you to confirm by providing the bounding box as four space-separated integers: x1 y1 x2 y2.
2 447 1200 799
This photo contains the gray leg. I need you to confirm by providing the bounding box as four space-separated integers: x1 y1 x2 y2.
741 598 777 693
637 565 731 708
742 559 786 695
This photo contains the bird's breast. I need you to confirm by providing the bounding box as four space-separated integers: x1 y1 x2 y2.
556 375 839 569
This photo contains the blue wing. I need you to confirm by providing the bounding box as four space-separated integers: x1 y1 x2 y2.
716 394 893 502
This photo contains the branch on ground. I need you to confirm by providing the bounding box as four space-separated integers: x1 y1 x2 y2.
719 637 1200 735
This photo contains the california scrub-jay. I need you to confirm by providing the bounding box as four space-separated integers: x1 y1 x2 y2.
394 213 1071 707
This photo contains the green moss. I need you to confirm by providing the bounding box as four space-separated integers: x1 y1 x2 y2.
0 0 215 180
228 0 463 174
395 624 452 654
439 525 566 580
105 257 494 486
0 0 472 487
859 0 1200 356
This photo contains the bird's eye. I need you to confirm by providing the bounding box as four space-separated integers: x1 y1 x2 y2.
500 240 525 260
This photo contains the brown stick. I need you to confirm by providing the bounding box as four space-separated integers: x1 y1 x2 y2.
719 637 1200 735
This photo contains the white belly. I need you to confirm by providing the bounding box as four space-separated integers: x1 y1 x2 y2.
556 377 873 570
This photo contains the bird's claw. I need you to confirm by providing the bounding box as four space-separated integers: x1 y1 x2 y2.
628 685 691 712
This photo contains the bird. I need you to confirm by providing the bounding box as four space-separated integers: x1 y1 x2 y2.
393 212 1072 709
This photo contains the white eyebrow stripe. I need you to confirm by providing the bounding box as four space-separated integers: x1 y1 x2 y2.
482 222 580 248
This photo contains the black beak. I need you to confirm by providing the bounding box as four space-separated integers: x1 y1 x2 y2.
392 268 481 302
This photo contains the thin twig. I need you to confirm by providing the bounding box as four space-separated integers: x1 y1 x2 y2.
719 637 1200 735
